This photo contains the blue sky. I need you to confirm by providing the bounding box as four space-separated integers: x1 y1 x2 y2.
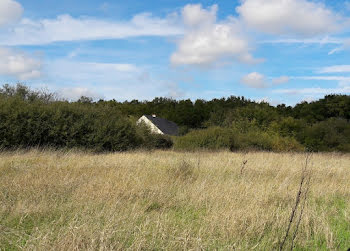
1 0 350 105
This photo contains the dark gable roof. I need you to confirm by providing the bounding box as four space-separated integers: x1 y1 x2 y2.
144 115 179 136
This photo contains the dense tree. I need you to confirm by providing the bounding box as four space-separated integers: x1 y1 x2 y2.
1 84 350 152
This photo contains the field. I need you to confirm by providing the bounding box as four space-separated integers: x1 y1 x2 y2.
0 150 350 250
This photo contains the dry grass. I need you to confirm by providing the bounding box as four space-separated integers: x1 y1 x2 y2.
0 150 349 250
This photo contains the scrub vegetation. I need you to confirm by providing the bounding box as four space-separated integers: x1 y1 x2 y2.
1 83 350 152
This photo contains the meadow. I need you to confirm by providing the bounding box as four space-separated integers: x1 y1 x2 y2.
0 150 349 250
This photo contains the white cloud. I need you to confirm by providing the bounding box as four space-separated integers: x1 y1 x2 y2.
47 60 140 84
87 62 138 73
253 96 281 106
237 0 342 36
318 65 350 73
171 4 261 67
182 4 218 28
44 60 186 101
0 47 41 80
328 39 350 55
0 0 23 27
241 72 268 88
272 76 290 85
0 13 183 46
298 76 350 81
241 72 289 88
328 47 343 55
261 36 344 45
274 83 350 95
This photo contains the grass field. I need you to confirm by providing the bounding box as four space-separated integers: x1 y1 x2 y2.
0 150 349 250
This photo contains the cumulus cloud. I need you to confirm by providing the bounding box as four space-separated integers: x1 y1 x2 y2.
0 13 182 46
182 4 217 28
241 72 268 88
0 47 41 80
0 0 23 27
171 4 261 67
241 72 289 88
236 0 342 37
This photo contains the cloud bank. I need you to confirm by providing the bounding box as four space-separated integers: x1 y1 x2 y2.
0 13 183 46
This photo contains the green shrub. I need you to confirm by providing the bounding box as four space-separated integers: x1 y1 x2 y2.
235 130 304 152
0 95 139 152
173 127 234 151
299 118 350 152
173 127 303 152
1 84 349 153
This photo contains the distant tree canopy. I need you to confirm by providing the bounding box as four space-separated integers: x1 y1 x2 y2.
1 83 350 152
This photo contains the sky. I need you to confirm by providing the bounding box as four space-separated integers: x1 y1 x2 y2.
1 0 350 105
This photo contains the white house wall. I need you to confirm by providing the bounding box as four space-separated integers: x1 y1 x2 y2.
137 116 164 135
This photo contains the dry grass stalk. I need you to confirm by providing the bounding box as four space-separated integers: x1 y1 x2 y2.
279 153 312 250
0 150 349 250
240 160 248 175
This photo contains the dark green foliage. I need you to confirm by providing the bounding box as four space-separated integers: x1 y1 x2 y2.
0 84 170 152
299 118 350 152
270 117 306 138
173 127 303 152
173 127 233 151
292 95 350 122
1 84 350 152
0 97 139 151
232 130 304 152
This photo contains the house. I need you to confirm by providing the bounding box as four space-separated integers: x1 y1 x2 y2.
137 115 179 136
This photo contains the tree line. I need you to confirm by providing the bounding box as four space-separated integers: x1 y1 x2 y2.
1 84 350 152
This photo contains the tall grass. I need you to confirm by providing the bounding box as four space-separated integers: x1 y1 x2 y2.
0 150 349 250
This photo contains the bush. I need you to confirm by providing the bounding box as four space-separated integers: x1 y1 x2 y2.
299 118 350 152
173 127 234 151
1 84 349 153
173 126 303 152
234 130 304 152
0 95 140 152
